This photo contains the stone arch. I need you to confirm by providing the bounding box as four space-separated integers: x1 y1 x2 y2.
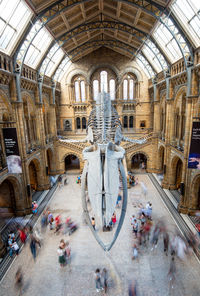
63 153 81 172
65 69 88 84
190 174 200 210
88 64 119 83
119 66 143 83
0 176 21 217
130 151 149 171
170 155 183 189
174 85 187 101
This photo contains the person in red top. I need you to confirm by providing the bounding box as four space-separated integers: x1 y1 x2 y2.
55 215 62 233
18 227 27 244
112 212 117 225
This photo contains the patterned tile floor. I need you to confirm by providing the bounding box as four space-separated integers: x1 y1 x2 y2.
0 174 200 296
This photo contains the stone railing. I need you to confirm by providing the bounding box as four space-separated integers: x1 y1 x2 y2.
171 59 186 76
0 52 12 72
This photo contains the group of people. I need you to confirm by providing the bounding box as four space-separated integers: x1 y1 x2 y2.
94 268 108 293
7 231 20 257
41 210 78 236
130 198 199 291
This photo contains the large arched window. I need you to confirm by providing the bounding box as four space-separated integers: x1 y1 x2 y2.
100 71 108 92
93 80 99 100
109 79 115 100
123 116 128 128
76 117 81 129
82 117 86 129
123 79 128 100
129 116 134 128
75 81 80 102
123 74 137 100
80 81 86 102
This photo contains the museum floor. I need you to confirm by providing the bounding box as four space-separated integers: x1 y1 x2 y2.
0 174 200 296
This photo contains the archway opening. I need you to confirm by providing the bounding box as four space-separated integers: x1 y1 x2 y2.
131 153 147 171
65 155 80 171
175 158 183 190
28 161 38 193
0 179 16 219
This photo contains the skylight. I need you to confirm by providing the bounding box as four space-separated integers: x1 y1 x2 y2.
0 0 32 54
23 21 52 68
53 56 71 82
45 47 64 77
172 0 200 47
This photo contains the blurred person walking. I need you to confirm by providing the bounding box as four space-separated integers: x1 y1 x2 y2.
163 231 169 256
15 267 23 296
94 268 103 292
168 256 176 289
101 268 108 293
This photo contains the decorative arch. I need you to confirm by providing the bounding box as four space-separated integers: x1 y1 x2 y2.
88 64 119 83
65 68 88 84
129 150 150 170
61 151 82 163
62 152 82 172
174 85 187 101
119 66 143 83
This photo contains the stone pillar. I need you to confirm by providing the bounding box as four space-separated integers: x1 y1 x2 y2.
178 96 196 213
36 103 50 190
162 100 173 188
12 101 32 215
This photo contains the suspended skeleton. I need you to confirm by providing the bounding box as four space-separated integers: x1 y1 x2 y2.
60 92 146 250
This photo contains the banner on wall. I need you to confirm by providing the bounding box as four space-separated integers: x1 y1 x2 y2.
2 128 22 173
188 121 200 169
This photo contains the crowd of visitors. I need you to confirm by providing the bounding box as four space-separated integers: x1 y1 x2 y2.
4 174 200 295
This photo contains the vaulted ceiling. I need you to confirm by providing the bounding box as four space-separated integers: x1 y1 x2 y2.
26 0 171 62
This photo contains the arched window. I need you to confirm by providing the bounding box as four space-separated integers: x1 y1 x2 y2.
129 79 134 100
100 71 108 92
123 79 128 100
123 116 128 128
129 116 133 128
75 81 80 102
109 79 115 100
82 117 86 129
80 81 85 102
93 80 99 100
76 117 81 129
